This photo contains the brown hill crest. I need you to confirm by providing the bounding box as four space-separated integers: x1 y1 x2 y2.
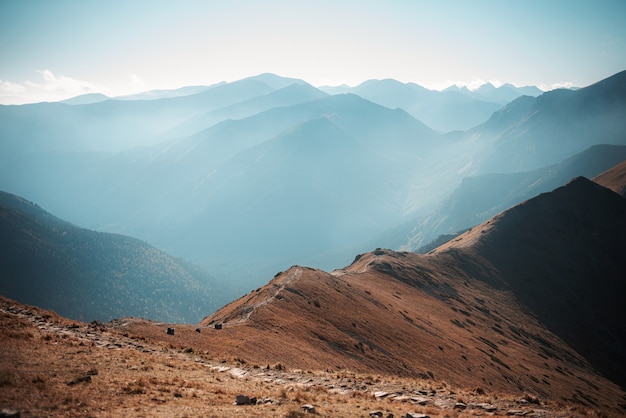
191 176 626 413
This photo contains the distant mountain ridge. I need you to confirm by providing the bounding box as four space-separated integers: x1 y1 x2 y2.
473 69 626 174
399 144 626 251
1 70 625 290
321 78 543 131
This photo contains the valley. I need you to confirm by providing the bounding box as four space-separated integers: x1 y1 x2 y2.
1 70 626 417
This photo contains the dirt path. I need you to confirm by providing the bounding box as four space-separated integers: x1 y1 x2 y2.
0 298 579 417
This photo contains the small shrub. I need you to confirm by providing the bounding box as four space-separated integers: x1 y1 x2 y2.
285 410 306 418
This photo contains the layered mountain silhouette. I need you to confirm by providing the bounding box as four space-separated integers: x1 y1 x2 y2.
468 70 626 174
398 144 626 251
1 71 625 290
321 79 544 132
197 171 626 412
0 191 232 323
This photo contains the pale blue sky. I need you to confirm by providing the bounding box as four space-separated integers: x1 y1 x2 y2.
1 0 625 103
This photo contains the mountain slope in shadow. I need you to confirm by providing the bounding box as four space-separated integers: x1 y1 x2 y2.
432 176 626 389
0 191 230 323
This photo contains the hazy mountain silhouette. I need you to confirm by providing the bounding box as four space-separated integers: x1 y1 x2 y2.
0 77 277 163
1 71 625 294
472 70 626 174
136 94 438 279
323 79 542 132
162 82 328 139
0 191 232 323
114 84 216 101
472 82 543 103
60 92 110 105
400 145 626 251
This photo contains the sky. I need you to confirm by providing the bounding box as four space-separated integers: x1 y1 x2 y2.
1 0 625 104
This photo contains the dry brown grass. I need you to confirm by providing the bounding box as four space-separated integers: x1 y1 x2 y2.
1 294 621 417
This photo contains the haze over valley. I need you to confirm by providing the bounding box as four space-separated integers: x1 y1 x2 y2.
2 71 626 295
2 1 626 416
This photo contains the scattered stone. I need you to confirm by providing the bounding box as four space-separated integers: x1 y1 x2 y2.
369 411 383 418
374 391 389 398
151 397 167 403
521 394 540 405
0 409 20 418
67 374 92 386
214 323 223 330
173 392 182 398
235 395 251 405
410 396 429 405
454 402 467 409
405 413 429 418
506 410 528 416
195 328 201 333
471 403 497 411
230 368 247 378
166 328 175 335
302 404 316 413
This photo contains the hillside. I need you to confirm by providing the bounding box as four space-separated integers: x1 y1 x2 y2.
1 160 625 417
118 173 626 414
432 177 626 388
0 191 230 323
0 295 592 417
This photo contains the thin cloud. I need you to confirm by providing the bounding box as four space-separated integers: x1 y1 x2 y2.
0 70 105 105
539 81 575 91
0 79 26 93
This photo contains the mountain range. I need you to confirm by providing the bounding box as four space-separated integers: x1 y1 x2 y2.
1 70 625 288
121 162 625 415
1 69 626 415
320 78 543 132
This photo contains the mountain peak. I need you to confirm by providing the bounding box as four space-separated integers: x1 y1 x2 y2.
243 73 307 90
431 175 626 387
60 92 110 105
